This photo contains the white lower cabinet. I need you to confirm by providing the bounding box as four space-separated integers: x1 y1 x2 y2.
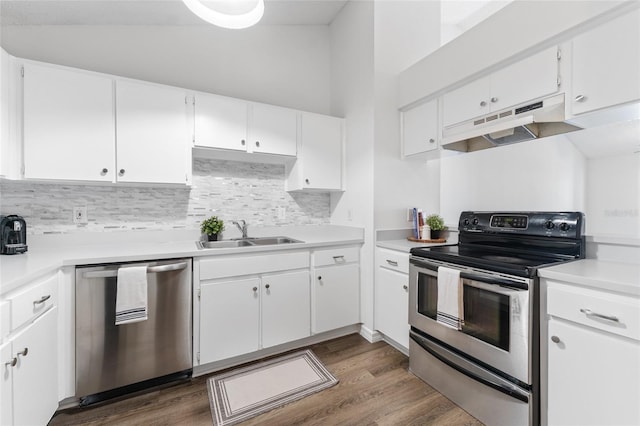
199 277 260 364
196 252 311 365
375 247 410 350
261 271 311 348
312 247 360 334
2 307 58 426
544 279 640 426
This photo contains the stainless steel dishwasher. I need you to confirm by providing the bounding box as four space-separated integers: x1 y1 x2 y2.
75 258 192 404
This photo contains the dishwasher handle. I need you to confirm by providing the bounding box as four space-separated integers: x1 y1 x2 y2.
81 261 189 279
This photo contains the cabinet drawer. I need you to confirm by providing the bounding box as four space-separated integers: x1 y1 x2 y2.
199 251 309 280
10 273 58 331
375 248 409 273
547 282 640 341
314 246 359 267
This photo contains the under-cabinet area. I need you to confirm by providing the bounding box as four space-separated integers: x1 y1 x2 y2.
192 244 361 374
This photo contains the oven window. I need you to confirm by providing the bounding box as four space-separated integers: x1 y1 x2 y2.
462 284 510 351
417 272 437 320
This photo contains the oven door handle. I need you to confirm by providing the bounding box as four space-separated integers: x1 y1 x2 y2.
460 273 529 290
411 260 528 290
410 331 530 403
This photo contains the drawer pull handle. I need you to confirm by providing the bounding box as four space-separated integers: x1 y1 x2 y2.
333 255 345 263
579 308 620 323
403 285 408 291
17 348 28 357
5 358 17 367
252 287 258 292
386 260 399 267
33 295 51 305
551 336 561 344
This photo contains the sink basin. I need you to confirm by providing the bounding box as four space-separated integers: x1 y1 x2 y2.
196 239 255 249
196 236 303 250
249 237 303 245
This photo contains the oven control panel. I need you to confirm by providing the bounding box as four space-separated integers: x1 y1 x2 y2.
459 211 584 238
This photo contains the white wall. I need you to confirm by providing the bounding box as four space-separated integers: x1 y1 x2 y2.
440 135 587 226
0 25 331 114
373 1 441 230
329 0 375 335
586 155 640 237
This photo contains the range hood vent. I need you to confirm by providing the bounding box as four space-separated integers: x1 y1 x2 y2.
442 93 582 152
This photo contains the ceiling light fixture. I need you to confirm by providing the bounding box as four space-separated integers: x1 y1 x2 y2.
182 0 265 30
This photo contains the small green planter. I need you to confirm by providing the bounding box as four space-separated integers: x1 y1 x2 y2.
201 216 225 241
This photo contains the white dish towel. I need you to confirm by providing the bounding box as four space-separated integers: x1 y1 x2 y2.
436 266 463 330
115 265 148 325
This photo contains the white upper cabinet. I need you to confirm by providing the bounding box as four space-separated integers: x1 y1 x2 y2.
287 112 343 191
443 46 560 127
193 94 297 157
193 92 248 151
571 9 640 115
23 62 115 182
115 80 190 185
249 103 297 156
402 98 439 157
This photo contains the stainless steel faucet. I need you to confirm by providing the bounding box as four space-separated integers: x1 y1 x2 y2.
232 220 248 239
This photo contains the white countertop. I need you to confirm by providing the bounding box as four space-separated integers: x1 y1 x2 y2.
539 259 640 296
0 225 364 295
375 228 459 253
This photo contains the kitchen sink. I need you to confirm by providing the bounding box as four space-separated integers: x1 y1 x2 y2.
248 237 302 245
196 236 303 250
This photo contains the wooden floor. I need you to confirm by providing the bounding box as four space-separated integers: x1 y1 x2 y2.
50 334 483 425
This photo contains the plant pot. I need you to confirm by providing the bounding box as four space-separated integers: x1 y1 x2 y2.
207 233 219 242
430 229 442 240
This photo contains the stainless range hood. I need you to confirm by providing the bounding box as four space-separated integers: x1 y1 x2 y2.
442 93 582 152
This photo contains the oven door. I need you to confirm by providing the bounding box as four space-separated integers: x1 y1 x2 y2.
409 257 533 385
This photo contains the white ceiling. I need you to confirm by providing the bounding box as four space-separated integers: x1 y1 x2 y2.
0 0 348 26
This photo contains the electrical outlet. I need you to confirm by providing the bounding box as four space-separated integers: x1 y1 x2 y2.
407 208 414 222
73 206 88 224
277 207 286 220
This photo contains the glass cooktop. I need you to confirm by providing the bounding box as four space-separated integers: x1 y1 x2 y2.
410 244 576 278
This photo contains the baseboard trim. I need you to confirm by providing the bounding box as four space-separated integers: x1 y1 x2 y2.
359 325 382 343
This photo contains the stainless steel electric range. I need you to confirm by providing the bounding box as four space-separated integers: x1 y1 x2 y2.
408 211 585 426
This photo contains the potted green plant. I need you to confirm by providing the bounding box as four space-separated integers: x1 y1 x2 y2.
426 214 445 240
200 216 225 241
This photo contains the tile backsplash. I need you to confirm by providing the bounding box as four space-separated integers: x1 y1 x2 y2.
0 158 331 235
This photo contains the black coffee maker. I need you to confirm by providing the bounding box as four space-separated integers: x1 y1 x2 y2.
1 215 28 255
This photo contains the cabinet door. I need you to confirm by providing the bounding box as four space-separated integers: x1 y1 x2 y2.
1 341 12 426
12 307 58 426
547 318 640 426
199 278 260 364
23 62 115 181
116 80 189 184
262 271 310 348
299 113 342 190
402 99 438 157
194 92 248 151
375 267 409 349
490 46 559 112
313 263 359 334
571 10 640 115
443 75 490 127
249 103 297 156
